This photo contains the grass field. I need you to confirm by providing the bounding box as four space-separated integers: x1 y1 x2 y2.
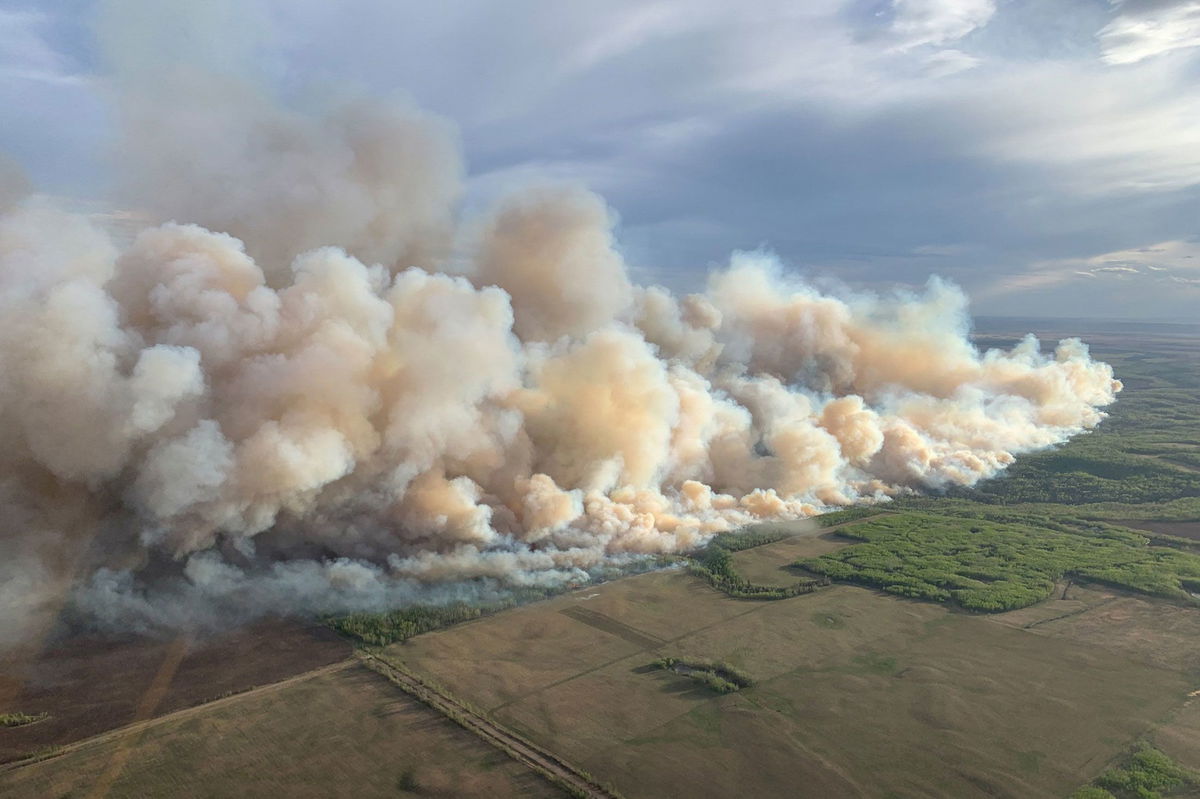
359 323 1200 798
5 321 1200 798
0 622 350 765
385 551 1196 798
0 662 565 799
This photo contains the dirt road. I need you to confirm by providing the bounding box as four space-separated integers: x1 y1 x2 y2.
359 650 620 799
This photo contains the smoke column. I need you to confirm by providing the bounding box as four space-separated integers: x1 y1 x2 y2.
0 7 1121 647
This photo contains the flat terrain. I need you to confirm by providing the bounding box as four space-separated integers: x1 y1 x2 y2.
729 521 847 586
0 660 565 799
1125 520 1200 541
5 321 1200 798
0 621 350 764
387 546 1197 799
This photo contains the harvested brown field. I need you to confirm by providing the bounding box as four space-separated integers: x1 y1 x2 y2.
984 581 1117 630
1021 593 1200 672
1125 519 1200 541
0 660 565 799
729 528 848 587
8 521 1200 798
0 620 349 764
389 555 1197 798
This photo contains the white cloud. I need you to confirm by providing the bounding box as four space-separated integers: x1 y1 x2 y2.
0 9 81 85
988 239 1200 297
1099 0 1200 64
969 61 1200 194
891 0 996 51
921 48 981 76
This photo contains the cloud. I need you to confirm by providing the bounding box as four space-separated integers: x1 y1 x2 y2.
0 8 83 84
3 0 1200 322
978 238 1200 319
1099 0 1200 64
921 48 982 76
1052 239 1200 277
890 0 996 51
965 60 1200 195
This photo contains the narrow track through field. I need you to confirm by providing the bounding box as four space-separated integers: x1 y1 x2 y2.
359 650 620 799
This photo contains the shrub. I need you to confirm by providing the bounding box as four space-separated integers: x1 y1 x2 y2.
0 712 47 727
1092 744 1196 798
327 587 557 646
650 656 754 692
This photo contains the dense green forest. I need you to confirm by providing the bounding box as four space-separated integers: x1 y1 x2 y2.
803 511 1200 611
948 342 1200 508
803 337 1200 613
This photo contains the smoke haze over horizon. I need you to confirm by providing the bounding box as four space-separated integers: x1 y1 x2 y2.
0 1 1123 649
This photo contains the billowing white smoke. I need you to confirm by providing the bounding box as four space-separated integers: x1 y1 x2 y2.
0 58 1120 646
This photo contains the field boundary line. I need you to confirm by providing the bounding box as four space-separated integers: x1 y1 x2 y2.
558 606 666 650
360 650 622 799
1022 596 1120 630
0 659 357 775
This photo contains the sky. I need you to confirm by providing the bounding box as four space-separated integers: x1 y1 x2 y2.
1 0 1198 321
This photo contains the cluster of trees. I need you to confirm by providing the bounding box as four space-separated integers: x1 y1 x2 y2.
329 604 488 646
329 587 557 646
816 507 886 528
0 712 46 728
803 511 1200 612
690 545 828 600
950 367 1200 508
1072 743 1197 799
706 528 790 552
954 463 1200 506
651 656 753 694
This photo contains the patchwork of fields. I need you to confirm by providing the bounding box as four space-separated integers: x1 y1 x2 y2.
384 538 1199 799
0 661 565 799
3 321 1200 798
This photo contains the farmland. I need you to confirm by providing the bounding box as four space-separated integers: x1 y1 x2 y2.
0 661 566 799
369 322 1200 798
3 321 1200 797
382 564 1194 798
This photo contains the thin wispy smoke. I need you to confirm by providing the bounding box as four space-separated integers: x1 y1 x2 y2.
0 4 1121 646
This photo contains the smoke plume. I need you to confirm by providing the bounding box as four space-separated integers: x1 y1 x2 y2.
0 12 1121 646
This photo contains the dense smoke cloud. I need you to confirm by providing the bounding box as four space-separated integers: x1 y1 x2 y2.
0 10 1121 647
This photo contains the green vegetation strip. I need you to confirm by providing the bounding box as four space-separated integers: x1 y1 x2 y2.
1071 743 1198 799
327 587 557 646
803 511 1200 612
815 506 888 528
650 657 754 694
691 536 829 600
705 527 791 551
0 713 47 728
